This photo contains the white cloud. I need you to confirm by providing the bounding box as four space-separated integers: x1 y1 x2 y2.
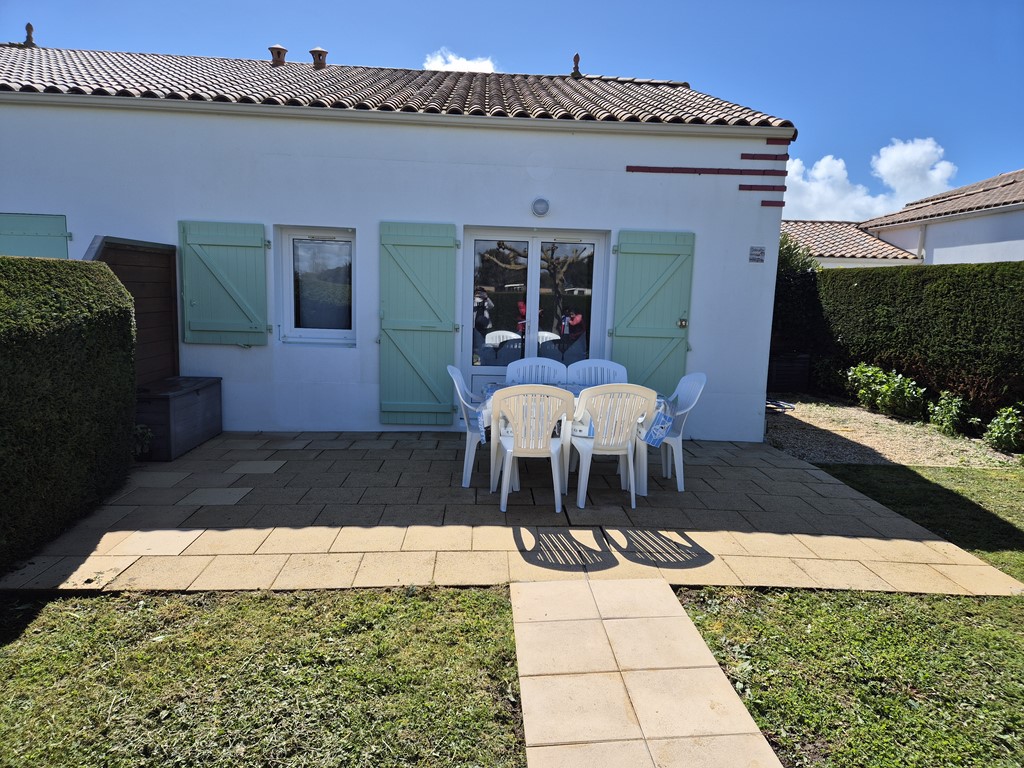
423 47 496 73
785 138 957 221
870 138 957 202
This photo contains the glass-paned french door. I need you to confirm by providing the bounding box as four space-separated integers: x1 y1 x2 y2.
469 231 597 369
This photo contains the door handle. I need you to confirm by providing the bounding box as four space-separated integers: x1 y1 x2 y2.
677 318 688 329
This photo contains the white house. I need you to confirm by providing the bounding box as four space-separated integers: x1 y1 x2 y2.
861 168 1024 265
781 220 919 268
0 38 797 442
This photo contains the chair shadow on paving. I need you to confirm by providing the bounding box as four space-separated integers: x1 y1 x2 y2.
512 527 714 572
514 527 618 572
605 529 714 569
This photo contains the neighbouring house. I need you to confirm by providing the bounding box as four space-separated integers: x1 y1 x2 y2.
0 33 797 442
781 220 919 268
861 168 1024 265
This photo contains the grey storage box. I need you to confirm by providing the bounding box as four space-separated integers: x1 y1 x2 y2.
136 376 222 461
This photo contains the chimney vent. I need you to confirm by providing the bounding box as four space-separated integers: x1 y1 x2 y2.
24 22 35 47
310 47 328 70
269 44 287 67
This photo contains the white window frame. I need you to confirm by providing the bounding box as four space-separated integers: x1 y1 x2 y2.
277 225 356 345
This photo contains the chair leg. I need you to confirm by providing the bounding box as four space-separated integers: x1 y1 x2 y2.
671 437 685 492
618 455 628 490
635 441 648 497
462 430 477 488
661 443 672 479
499 450 514 512
549 448 563 514
626 445 637 509
561 444 571 494
576 450 593 509
489 438 501 493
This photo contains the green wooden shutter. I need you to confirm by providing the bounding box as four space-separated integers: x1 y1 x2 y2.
610 231 695 396
179 221 268 346
379 222 457 426
0 213 70 258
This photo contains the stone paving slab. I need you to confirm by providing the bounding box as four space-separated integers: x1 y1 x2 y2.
512 579 783 768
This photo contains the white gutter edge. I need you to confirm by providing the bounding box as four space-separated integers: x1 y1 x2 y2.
0 91 798 141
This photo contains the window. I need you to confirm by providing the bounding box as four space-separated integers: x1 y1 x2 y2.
279 227 355 344
469 233 596 367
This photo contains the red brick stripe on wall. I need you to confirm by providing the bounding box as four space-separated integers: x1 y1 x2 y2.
626 166 788 177
741 153 789 161
766 138 791 146
739 184 787 191
761 200 786 207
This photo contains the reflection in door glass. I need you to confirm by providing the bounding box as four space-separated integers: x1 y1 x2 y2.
472 240 528 366
541 242 594 365
471 238 595 367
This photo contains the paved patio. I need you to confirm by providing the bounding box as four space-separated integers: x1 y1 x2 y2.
3 431 1021 768
2 431 1019 595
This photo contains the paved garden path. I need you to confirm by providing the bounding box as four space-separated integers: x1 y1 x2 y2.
513 578 783 768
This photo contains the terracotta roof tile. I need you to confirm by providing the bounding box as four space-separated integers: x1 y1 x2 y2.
861 168 1024 228
0 46 796 132
781 220 918 261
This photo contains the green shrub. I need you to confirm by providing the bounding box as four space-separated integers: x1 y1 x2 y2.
983 404 1024 454
876 372 928 421
0 256 135 566
929 391 972 436
848 363 889 410
817 261 1024 421
847 363 927 421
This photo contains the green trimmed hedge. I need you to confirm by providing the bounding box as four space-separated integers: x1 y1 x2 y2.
815 261 1024 423
772 234 824 354
0 256 135 566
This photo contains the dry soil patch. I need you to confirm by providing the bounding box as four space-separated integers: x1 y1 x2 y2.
765 397 1016 467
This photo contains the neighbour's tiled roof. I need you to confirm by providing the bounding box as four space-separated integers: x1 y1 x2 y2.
781 220 918 261
0 45 796 130
861 168 1024 228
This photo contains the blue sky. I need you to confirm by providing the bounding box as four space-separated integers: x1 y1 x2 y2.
3 0 1022 221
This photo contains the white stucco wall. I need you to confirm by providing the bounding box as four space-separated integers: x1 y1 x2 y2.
0 98 789 441
874 207 1024 265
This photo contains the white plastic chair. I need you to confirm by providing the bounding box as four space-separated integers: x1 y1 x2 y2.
571 383 657 509
447 365 485 488
485 329 520 347
566 359 628 386
489 385 575 513
537 331 560 344
505 357 567 385
660 372 707 491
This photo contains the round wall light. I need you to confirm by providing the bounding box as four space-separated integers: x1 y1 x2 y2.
531 197 550 217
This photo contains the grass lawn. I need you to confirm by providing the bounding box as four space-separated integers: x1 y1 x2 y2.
683 464 1024 768
0 587 525 768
